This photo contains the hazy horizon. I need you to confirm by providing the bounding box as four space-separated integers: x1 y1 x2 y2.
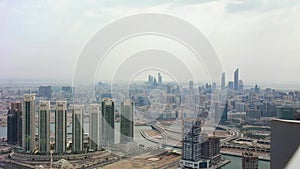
1 1 300 85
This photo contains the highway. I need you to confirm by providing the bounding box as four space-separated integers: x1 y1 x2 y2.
217 125 241 144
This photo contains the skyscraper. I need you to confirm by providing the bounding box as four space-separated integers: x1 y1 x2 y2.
242 152 258 169
189 81 194 94
38 101 50 154
7 102 22 146
234 68 239 91
22 94 36 152
89 104 101 150
71 105 84 152
221 72 226 90
55 101 67 153
180 118 202 168
120 100 134 144
101 98 115 147
221 100 228 123
158 72 162 85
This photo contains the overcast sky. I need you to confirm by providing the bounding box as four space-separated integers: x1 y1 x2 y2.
1 0 300 86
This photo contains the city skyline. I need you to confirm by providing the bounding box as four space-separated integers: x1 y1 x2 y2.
1 1 300 168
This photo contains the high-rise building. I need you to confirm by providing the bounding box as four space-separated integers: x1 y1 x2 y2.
189 81 194 94
158 73 162 85
221 101 228 122
180 118 202 168
221 72 226 90
7 102 22 146
120 100 134 144
242 152 258 169
234 68 239 91
101 98 115 147
38 101 50 154
55 101 67 153
89 104 101 150
71 105 84 152
22 94 36 152
148 74 153 84
38 86 52 98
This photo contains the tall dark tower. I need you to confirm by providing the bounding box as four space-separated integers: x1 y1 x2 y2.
158 73 162 85
71 105 84 152
7 102 22 146
120 100 134 143
102 98 115 146
221 72 226 90
55 101 67 153
38 101 50 154
234 68 239 91
22 94 36 152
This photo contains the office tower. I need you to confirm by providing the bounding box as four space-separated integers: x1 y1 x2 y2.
38 101 50 154
234 68 239 91
179 119 201 168
120 100 134 143
89 104 101 150
101 98 115 147
7 102 22 146
271 119 300 169
221 72 226 90
158 72 162 85
71 105 84 152
38 86 52 98
189 81 194 94
55 101 67 153
221 101 228 122
242 152 258 169
148 74 153 84
22 94 36 152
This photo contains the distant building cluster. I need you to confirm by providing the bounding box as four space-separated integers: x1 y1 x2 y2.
7 94 134 155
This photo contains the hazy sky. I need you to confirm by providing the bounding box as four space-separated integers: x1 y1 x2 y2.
1 0 300 85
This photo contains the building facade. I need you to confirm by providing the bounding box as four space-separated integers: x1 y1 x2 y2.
89 104 101 150
234 68 239 91
55 101 67 153
7 102 22 146
120 100 134 143
71 105 84 152
38 101 50 154
180 118 202 168
101 98 115 147
22 94 36 152
221 72 226 90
